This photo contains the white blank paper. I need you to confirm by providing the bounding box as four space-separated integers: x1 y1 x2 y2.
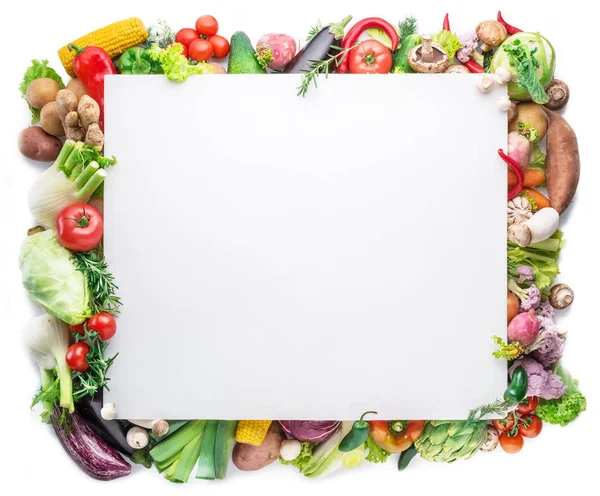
104 74 507 420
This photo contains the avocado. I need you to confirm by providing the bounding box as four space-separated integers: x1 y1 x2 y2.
227 31 267 74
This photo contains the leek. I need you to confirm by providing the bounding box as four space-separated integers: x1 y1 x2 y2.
150 420 207 463
196 420 218 480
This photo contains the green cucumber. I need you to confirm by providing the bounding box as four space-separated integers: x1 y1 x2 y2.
228 32 267 74
196 420 218 480
392 34 421 74
214 420 238 479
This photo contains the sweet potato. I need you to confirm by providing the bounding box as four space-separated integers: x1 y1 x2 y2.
232 423 285 471
543 109 580 214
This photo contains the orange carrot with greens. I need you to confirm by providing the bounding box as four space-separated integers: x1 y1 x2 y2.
508 168 545 188
521 187 550 210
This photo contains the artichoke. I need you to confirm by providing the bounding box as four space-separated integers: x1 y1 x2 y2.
414 420 488 463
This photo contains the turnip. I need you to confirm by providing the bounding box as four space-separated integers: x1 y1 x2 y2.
256 34 297 70
507 309 540 346
507 131 532 171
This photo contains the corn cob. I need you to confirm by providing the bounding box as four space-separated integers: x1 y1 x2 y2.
58 18 148 77
235 420 272 446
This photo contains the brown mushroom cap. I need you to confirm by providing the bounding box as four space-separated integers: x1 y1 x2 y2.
408 35 450 73
544 79 570 111
476 20 508 51
549 283 574 309
444 64 469 74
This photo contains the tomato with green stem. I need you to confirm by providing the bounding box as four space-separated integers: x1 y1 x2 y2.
519 414 543 438
499 432 524 453
368 420 425 453
348 40 393 74
492 412 516 432
516 396 539 415
87 312 117 341
56 203 103 252
66 342 90 372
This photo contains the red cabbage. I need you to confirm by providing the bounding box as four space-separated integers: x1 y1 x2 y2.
278 421 340 442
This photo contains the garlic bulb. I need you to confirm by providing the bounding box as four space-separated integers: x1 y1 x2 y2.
507 196 533 225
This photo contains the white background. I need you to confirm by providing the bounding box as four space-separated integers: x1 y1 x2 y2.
0 0 597 494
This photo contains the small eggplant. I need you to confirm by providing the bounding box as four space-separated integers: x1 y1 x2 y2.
283 15 352 73
53 408 131 481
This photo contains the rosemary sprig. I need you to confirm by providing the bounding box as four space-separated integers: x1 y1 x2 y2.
72 248 122 315
467 399 511 422
72 330 118 400
306 20 323 41
297 44 357 97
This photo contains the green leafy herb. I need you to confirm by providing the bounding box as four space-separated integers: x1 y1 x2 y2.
19 59 65 124
491 335 524 360
132 447 155 468
142 20 176 49
431 30 463 62
467 399 511 422
306 20 323 41
71 248 122 315
518 122 541 143
508 230 564 289
280 441 314 470
537 367 587 426
72 329 118 400
503 39 549 104
398 15 418 41
297 44 356 97
31 369 61 423
483 50 495 73
365 435 391 463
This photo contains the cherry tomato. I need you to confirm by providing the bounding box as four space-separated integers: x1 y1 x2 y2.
87 312 117 341
175 28 200 47
519 415 543 438
499 432 524 454
66 342 90 372
69 323 86 335
56 203 103 252
516 396 539 415
207 35 230 58
369 420 425 453
188 39 214 62
348 40 393 74
492 412 516 432
196 15 219 36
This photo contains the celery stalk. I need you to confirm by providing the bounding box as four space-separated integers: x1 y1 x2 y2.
196 420 218 480
150 420 207 463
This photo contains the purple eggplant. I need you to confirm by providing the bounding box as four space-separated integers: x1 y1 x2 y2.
53 408 131 481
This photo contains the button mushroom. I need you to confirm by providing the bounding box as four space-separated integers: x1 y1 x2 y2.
408 35 450 73
544 79 570 111
444 64 469 74
476 20 508 52
549 283 574 309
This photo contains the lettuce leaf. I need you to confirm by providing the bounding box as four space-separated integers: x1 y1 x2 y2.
148 43 214 82
19 59 65 124
537 367 587 426
502 39 549 104
431 30 463 62
279 441 314 471
365 435 391 463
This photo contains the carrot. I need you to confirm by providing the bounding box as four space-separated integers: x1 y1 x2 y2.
521 187 550 210
508 168 545 188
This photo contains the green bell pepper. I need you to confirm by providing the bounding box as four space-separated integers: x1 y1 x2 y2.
119 47 163 75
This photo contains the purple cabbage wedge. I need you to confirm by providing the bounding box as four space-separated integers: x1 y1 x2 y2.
53 408 131 481
278 421 340 442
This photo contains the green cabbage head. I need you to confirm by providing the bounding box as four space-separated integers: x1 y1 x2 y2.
19 230 92 325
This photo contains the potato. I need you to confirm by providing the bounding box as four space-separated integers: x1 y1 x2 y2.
40 102 65 137
26 78 60 109
18 126 62 162
208 62 226 74
232 423 285 471
67 78 88 101
508 103 549 141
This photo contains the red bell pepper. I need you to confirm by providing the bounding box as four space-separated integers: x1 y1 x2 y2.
369 420 425 453
337 17 399 73
68 44 117 130
499 149 525 200
497 11 522 35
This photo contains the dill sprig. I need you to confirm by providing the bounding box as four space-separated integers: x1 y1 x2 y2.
468 399 511 422
72 248 122 315
306 20 323 41
398 15 418 41
297 44 357 97
73 330 118 400
142 19 176 49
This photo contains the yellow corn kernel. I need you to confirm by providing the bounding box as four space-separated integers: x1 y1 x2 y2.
235 420 272 446
58 18 148 77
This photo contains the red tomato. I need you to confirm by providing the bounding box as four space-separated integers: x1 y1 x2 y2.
208 35 230 58
87 312 117 341
69 323 86 335
516 396 539 415
175 28 200 47
56 203 103 252
519 415 543 438
499 432 524 454
66 342 90 372
492 412 516 432
348 40 393 74
188 39 214 62
196 15 219 36
369 420 425 453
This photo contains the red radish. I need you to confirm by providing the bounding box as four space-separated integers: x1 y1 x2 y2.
256 34 297 70
507 131 533 171
507 309 540 346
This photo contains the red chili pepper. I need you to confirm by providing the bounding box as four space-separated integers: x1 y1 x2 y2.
497 11 522 35
337 17 399 73
68 44 117 130
442 13 450 31
463 59 484 73
499 149 525 200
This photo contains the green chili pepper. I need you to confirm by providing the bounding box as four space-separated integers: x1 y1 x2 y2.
504 366 528 405
397 446 417 471
119 47 163 75
339 411 377 452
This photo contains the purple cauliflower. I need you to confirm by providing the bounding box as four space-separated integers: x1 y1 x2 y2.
510 358 567 399
531 330 565 367
536 300 555 320
520 285 541 311
457 32 478 63
515 266 535 283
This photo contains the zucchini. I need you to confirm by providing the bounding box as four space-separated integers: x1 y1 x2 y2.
214 420 238 479
392 34 421 74
196 420 218 480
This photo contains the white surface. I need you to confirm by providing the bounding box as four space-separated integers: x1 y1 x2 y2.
103 74 507 420
1 0 597 494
